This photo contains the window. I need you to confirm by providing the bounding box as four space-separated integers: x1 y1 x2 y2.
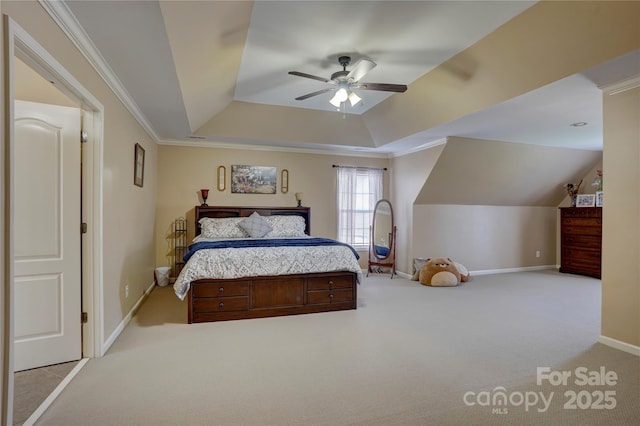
337 167 383 249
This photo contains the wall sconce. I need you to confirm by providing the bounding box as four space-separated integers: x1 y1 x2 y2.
295 192 303 207
281 169 289 193
217 166 226 191
200 188 209 206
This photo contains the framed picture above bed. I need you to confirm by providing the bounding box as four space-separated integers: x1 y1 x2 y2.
231 165 277 194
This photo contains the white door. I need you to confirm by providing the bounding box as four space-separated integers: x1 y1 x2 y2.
14 100 82 371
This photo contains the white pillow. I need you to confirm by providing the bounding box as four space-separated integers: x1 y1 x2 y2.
239 212 273 238
199 217 248 239
264 215 306 237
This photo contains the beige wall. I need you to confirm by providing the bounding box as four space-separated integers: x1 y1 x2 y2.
3 1 158 346
14 58 76 107
389 143 446 273
390 139 601 275
417 137 602 206
413 205 557 271
601 85 640 347
155 144 389 270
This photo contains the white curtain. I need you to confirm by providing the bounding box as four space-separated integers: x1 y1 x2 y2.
337 167 357 244
368 168 383 213
337 167 383 246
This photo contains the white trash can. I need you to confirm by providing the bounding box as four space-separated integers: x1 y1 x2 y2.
155 267 171 287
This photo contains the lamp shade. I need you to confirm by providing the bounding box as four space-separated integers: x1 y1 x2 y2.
348 91 362 106
295 192 303 201
329 88 349 108
200 188 209 206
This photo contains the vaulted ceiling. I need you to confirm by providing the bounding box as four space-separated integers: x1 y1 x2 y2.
47 1 640 155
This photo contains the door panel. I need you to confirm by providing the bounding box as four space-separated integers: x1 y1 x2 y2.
14 100 82 371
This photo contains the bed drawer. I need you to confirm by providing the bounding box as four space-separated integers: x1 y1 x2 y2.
193 296 249 313
192 281 250 298
307 288 354 305
307 274 354 290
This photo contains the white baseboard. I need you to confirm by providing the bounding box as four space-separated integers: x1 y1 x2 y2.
102 281 155 354
22 358 89 426
470 265 557 276
598 335 640 356
395 265 556 280
396 271 412 279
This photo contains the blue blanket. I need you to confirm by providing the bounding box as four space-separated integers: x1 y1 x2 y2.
184 238 360 262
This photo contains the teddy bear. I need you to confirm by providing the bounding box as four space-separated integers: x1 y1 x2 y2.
418 257 462 287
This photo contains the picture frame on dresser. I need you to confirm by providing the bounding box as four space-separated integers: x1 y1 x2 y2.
576 193 595 207
595 191 603 207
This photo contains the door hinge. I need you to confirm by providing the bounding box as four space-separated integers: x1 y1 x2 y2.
81 222 88 234
81 130 88 143
81 312 88 323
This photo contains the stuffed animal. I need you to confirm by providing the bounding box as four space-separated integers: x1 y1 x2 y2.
454 261 470 283
418 257 461 287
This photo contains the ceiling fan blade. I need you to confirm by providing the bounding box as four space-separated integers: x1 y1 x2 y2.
294 87 334 101
346 59 376 82
352 82 407 93
288 71 330 83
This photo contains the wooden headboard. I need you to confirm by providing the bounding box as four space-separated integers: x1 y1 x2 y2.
195 205 311 236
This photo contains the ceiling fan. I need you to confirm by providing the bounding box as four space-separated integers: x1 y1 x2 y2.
288 56 407 108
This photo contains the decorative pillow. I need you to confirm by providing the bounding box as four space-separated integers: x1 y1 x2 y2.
239 212 273 238
264 215 306 237
199 217 247 239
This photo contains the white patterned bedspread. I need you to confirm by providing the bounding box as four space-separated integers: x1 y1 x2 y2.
173 243 363 300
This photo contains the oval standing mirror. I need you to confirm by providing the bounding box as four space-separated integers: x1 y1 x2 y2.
368 199 396 278
372 200 393 259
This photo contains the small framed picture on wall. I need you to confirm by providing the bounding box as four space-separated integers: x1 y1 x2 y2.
134 143 145 187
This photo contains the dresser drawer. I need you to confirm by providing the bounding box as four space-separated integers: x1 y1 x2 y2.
561 234 601 249
307 288 354 305
307 274 354 290
562 225 601 236
193 296 249 313
562 247 601 262
562 217 602 227
561 207 601 218
192 281 250 298
560 260 600 278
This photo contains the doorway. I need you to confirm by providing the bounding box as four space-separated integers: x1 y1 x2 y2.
4 16 105 425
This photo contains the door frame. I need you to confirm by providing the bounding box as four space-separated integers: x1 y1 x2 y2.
2 15 105 423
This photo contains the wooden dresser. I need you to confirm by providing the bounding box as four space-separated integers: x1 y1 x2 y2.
559 207 602 278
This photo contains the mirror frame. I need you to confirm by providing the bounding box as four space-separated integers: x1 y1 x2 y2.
281 169 289 193
371 199 394 260
217 165 226 191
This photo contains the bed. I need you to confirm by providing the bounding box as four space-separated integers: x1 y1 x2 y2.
173 206 362 323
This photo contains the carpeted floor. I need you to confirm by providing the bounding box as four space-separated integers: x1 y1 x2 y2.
35 270 639 425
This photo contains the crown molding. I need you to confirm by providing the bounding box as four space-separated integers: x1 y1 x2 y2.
600 74 640 95
38 0 160 142
389 138 448 158
157 138 391 159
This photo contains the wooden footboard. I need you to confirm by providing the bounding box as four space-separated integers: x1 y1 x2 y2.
188 271 357 323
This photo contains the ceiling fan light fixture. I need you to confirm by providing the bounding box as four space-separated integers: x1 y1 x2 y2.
348 91 362 107
330 88 349 108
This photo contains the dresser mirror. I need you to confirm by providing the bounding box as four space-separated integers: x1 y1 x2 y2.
368 199 396 278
